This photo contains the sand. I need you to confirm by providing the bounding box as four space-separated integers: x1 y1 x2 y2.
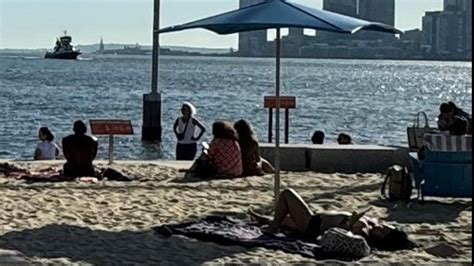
0 160 471 265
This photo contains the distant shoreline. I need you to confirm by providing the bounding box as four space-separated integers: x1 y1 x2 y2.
0 51 472 63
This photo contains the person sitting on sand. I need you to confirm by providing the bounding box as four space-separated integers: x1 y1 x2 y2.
62 120 98 178
34 127 60 160
173 102 206 160
337 133 353 145
249 188 417 251
234 119 274 176
311 130 325 144
188 121 242 178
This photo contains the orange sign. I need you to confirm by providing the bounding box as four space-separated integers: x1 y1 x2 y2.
264 96 296 109
90 120 134 135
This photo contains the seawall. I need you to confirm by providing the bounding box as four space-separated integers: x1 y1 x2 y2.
259 144 410 173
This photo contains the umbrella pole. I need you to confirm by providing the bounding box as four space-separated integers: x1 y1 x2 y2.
274 28 281 207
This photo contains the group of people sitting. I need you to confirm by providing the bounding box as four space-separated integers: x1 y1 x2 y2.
311 131 353 145
173 102 274 179
34 120 98 178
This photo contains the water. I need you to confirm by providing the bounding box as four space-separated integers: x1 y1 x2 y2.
0 55 471 160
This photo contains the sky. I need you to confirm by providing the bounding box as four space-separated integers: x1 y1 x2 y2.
0 0 444 49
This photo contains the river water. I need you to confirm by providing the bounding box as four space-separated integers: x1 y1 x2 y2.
0 55 471 160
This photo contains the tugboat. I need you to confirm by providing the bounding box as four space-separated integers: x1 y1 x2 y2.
45 31 81 59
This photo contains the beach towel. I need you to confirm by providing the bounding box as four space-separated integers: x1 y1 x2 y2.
153 216 367 261
0 163 132 183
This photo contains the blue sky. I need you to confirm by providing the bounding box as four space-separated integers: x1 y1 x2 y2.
1 0 443 49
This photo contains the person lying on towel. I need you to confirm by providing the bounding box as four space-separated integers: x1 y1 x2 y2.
249 188 417 251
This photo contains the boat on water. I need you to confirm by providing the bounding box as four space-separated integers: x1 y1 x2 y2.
45 31 81 60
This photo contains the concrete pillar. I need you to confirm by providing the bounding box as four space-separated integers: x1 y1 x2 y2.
142 92 162 141
142 0 162 141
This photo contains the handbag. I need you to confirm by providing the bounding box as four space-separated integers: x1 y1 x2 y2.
407 111 437 150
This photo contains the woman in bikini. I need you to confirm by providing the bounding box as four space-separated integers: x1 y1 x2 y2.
249 188 417 251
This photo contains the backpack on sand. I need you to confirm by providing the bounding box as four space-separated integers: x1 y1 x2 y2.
381 165 412 201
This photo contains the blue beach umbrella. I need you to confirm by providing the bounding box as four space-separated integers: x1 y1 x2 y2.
158 0 403 202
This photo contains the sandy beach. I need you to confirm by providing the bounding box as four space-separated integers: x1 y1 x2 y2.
0 160 471 265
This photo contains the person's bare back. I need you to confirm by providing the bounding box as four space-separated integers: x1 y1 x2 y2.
62 121 98 177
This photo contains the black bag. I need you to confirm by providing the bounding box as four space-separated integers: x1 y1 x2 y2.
381 165 412 201
177 119 190 141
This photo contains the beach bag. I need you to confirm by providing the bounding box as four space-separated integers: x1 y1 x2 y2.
381 165 412 201
319 227 371 259
407 111 437 150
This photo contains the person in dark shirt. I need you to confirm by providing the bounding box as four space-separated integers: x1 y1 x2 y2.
438 102 472 133
62 120 98 177
449 116 469 136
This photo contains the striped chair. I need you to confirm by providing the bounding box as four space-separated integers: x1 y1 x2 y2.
410 134 472 200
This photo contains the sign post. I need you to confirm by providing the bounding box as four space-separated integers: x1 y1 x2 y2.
109 135 114 164
90 120 134 165
264 96 296 144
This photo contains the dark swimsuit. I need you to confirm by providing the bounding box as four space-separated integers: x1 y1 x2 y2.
305 214 352 240
305 214 323 239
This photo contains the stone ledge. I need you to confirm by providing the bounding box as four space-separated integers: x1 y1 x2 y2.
259 144 410 173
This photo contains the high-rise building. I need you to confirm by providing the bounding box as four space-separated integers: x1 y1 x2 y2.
323 0 358 17
358 0 396 40
322 0 358 42
464 2 472 52
422 11 440 54
422 10 466 55
444 0 471 12
444 0 472 53
238 0 267 56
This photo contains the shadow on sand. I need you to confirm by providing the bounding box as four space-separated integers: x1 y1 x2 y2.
371 198 471 224
0 224 246 264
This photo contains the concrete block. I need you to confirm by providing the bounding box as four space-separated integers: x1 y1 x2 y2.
259 144 411 173
307 145 400 173
259 144 309 171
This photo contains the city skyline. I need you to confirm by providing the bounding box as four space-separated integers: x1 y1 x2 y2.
1 0 444 49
